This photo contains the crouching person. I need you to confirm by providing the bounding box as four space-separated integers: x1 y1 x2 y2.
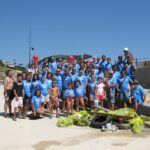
130 80 146 112
32 89 50 116
11 73 24 121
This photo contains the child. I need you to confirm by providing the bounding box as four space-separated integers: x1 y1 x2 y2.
64 83 75 115
50 80 59 117
11 73 24 121
94 77 106 108
74 80 85 112
32 89 50 116
88 75 97 108
130 80 146 112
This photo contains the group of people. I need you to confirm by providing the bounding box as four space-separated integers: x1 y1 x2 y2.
3 48 146 121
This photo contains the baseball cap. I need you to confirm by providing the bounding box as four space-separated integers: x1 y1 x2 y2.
124 47 129 51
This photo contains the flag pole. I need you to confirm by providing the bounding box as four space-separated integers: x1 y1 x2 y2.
29 29 31 67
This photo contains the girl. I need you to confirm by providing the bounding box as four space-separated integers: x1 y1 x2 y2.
94 77 106 108
74 80 85 111
64 83 75 115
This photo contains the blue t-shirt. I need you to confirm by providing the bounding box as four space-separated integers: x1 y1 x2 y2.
126 64 134 78
100 61 107 71
64 89 75 98
62 74 71 89
116 61 125 72
31 96 42 110
131 86 145 104
23 80 32 97
50 61 58 73
42 71 48 78
54 75 62 89
74 86 84 97
105 63 112 71
97 71 104 80
108 77 117 94
70 73 77 83
39 80 50 96
46 79 52 89
31 80 40 96
113 71 121 82
38 74 42 81
76 75 87 87
75 63 80 73
117 76 132 93
88 81 96 95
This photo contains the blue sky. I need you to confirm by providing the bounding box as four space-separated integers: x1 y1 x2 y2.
0 0 150 65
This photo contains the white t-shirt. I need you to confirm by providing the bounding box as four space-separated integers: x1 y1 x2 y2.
95 83 105 95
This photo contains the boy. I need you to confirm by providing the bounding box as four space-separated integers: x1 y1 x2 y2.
12 73 24 121
50 80 59 117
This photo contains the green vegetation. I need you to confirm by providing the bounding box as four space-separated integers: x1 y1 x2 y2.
57 110 93 127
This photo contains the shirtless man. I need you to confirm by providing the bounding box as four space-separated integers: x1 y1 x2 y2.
4 70 14 117
49 80 59 117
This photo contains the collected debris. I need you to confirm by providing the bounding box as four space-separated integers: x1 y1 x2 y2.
57 108 150 134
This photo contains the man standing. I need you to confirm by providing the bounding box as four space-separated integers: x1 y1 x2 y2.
12 73 24 121
123 47 136 67
4 70 14 117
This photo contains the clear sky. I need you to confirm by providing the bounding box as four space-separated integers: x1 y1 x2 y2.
0 0 150 65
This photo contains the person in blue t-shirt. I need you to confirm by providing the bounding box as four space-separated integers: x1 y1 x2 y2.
97 66 104 81
125 58 136 79
41 66 48 78
130 80 146 111
105 58 112 72
62 68 71 90
74 80 85 112
23 73 32 117
61 68 72 111
31 74 39 96
88 75 96 108
54 69 62 95
108 72 117 110
116 56 125 72
64 83 75 115
112 65 121 82
37 69 43 81
117 70 132 108
50 57 58 74
88 68 97 83
32 89 50 116
39 76 51 109
70 67 78 87
92 57 97 65
75 68 87 88
46 72 53 89
100 55 107 71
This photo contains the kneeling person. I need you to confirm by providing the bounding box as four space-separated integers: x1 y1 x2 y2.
32 89 50 116
130 80 146 112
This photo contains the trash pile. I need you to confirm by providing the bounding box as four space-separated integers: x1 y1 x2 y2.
57 108 150 134
57 110 93 127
